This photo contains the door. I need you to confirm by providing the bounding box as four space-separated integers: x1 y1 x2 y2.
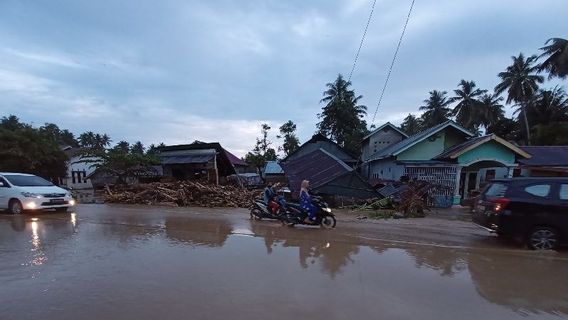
508 182 556 237
554 183 568 241
0 177 10 209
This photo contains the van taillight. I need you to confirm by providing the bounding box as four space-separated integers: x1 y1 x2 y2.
489 198 510 212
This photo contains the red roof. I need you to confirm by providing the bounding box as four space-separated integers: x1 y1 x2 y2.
223 149 247 166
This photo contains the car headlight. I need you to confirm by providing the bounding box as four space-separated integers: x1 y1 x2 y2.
21 192 42 198
322 207 332 213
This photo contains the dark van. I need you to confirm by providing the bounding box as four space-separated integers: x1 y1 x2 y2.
473 177 568 250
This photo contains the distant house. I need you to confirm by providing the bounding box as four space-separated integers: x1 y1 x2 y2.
224 150 255 174
282 133 357 167
262 161 285 184
281 148 377 199
159 142 240 184
361 122 408 163
362 121 531 207
60 147 99 190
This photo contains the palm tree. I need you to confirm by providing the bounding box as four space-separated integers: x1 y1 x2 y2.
317 74 367 154
477 93 505 130
419 90 452 128
525 86 568 125
450 80 487 130
538 38 568 79
494 53 544 145
400 114 422 135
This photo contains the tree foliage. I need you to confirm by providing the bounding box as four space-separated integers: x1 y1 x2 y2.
245 123 278 173
538 37 568 79
277 120 300 157
78 131 111 151
450 80 487 131
81 140 159 184
400 114 422 136
317 74 368 155
0 115 67 182
419 90 452 128
495 53 544 144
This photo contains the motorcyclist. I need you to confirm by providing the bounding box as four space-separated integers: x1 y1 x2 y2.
300 180 317 224
263 183 280 215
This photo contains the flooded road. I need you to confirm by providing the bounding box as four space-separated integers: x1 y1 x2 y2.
1 205 567 320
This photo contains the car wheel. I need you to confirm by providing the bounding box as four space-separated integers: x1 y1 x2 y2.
8 199 24 214
528 227 559 251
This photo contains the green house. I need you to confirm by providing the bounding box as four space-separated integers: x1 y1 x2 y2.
361 121 531 207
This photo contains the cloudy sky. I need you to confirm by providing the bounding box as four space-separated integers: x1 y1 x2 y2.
1 0 566 156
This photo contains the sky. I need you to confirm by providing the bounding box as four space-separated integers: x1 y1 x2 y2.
0 0 566 157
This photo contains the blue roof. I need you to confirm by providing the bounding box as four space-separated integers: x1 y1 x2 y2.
264 161 284 174
367 120 473 161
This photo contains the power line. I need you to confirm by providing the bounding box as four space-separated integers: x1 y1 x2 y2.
347 0 377 82
371 0 416 125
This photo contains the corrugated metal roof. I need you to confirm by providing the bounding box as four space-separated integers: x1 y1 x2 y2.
224 149 247 166
281 148 352 192
519 146 568 166
264 161 284 174
367 120 474 161
161 154 214 164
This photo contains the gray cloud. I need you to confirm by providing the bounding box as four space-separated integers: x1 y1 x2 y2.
0 0 566 156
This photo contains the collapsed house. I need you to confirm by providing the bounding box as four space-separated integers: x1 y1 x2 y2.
281 148 377 200
159 142 240 184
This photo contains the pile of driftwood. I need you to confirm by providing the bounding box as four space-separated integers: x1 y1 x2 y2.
104 181 259 208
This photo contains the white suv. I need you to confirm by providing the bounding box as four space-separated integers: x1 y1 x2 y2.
0 172 76 214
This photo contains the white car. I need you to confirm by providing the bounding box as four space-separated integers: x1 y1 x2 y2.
0 172 76 214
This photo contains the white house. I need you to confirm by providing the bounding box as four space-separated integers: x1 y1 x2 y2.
60 147 100 190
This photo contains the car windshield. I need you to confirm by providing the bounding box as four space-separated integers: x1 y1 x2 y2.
4 175 54 187
483 183 508 198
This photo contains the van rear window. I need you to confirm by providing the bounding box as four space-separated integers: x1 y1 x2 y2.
484 183 508 198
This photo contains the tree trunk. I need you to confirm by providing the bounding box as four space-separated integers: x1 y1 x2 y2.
521 101 531 146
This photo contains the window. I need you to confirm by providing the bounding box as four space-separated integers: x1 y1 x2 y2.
484 183 508 198
560 184 568 200
524 184 551 197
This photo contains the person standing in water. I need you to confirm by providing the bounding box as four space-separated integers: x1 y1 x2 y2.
300 180 316 223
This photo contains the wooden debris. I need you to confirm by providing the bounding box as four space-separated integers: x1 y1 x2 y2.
104 181 260 208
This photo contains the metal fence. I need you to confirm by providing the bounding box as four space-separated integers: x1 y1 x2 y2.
404 165 457 207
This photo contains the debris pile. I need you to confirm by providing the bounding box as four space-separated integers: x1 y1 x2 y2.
104 181 260 208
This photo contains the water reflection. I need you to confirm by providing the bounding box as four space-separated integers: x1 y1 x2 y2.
165 217 232 248
30 220 46 266
468 251 568 316
249 222 359 278
1 213 78 268
397 246 466 277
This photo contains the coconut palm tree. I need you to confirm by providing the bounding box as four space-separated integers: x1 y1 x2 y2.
419 90 452 128
317 74 368 154
450 80 487 130
538 38 568 79
478 93 505 130
494 53 544 145
400 114 422 136
525 86 568 125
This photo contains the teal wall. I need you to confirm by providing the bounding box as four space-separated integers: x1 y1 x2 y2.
398 128 467 161
457 141 516 166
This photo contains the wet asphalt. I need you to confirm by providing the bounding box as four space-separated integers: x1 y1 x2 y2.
1 204 567 320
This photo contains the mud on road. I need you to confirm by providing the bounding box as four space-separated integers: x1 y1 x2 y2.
1 204 567 320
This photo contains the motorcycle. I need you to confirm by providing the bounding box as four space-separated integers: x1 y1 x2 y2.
281 196 336 229
250 196 287 220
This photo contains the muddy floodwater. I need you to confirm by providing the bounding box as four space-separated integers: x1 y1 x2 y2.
1 205 567 320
